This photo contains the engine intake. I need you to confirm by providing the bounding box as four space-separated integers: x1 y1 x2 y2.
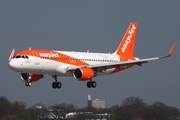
73 68 95 81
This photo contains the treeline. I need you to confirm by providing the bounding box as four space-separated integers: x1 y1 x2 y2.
0 96 180 120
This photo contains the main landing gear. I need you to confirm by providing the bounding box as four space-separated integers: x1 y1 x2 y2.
87 80 97 88
52 76 62 89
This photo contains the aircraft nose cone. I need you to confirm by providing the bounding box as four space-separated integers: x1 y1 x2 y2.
9 60 20 71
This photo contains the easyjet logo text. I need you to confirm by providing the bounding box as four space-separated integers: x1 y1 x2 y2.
121 24 136 53
39 52 60 58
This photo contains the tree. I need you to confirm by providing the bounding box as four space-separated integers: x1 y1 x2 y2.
143 102 180 120
120 96 147 110
111 97 147 120
28 103 48 120
0 96 11 118
0 115 18 120
10 101 31 120
10 101 26 114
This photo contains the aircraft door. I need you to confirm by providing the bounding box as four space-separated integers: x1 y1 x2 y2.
70 57 76 64
33 52 40 65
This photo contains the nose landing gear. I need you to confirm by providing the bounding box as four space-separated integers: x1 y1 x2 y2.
25 82 31 87
21 73 31 87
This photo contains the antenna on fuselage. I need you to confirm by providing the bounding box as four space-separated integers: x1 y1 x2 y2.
29 47 31 50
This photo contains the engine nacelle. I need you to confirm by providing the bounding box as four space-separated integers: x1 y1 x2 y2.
21 73 44 82
73 68 95 81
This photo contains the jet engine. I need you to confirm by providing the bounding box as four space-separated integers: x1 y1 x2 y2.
21 73 44 82
73 68 95 81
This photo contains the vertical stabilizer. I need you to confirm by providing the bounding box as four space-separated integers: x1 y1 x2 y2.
114 22 138 58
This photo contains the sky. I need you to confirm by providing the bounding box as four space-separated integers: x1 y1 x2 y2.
0 0 180 108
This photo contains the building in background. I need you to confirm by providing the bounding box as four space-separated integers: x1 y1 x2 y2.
87 94 105 108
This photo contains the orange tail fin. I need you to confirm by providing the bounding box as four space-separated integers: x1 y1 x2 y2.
114 22 138 58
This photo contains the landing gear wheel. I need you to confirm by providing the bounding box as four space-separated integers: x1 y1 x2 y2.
52 82 62 89
25 82 31 87
91 81 96 88
87 81 96 88
56 82 62 89
87 81 92 88
52 82 57 89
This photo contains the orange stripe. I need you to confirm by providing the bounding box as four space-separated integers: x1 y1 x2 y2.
17 50 89 66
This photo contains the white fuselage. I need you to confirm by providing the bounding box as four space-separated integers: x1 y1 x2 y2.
9 50 121 77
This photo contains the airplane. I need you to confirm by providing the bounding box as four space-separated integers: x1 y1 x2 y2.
8 22 177 89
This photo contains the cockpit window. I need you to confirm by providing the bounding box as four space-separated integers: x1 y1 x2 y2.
25 56 29 59
14 55 29 59
15 55 21 58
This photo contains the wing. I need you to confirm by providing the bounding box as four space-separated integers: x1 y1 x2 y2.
67 43 177 71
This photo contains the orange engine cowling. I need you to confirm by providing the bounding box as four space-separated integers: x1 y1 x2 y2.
21 73 44 82
73 68 95 81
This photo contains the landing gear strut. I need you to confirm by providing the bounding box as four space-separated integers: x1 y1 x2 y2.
21 73 31 87
87 80 96 88
52 76 62 89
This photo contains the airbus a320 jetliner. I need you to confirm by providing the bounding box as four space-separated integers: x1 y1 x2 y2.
9 22 176 89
